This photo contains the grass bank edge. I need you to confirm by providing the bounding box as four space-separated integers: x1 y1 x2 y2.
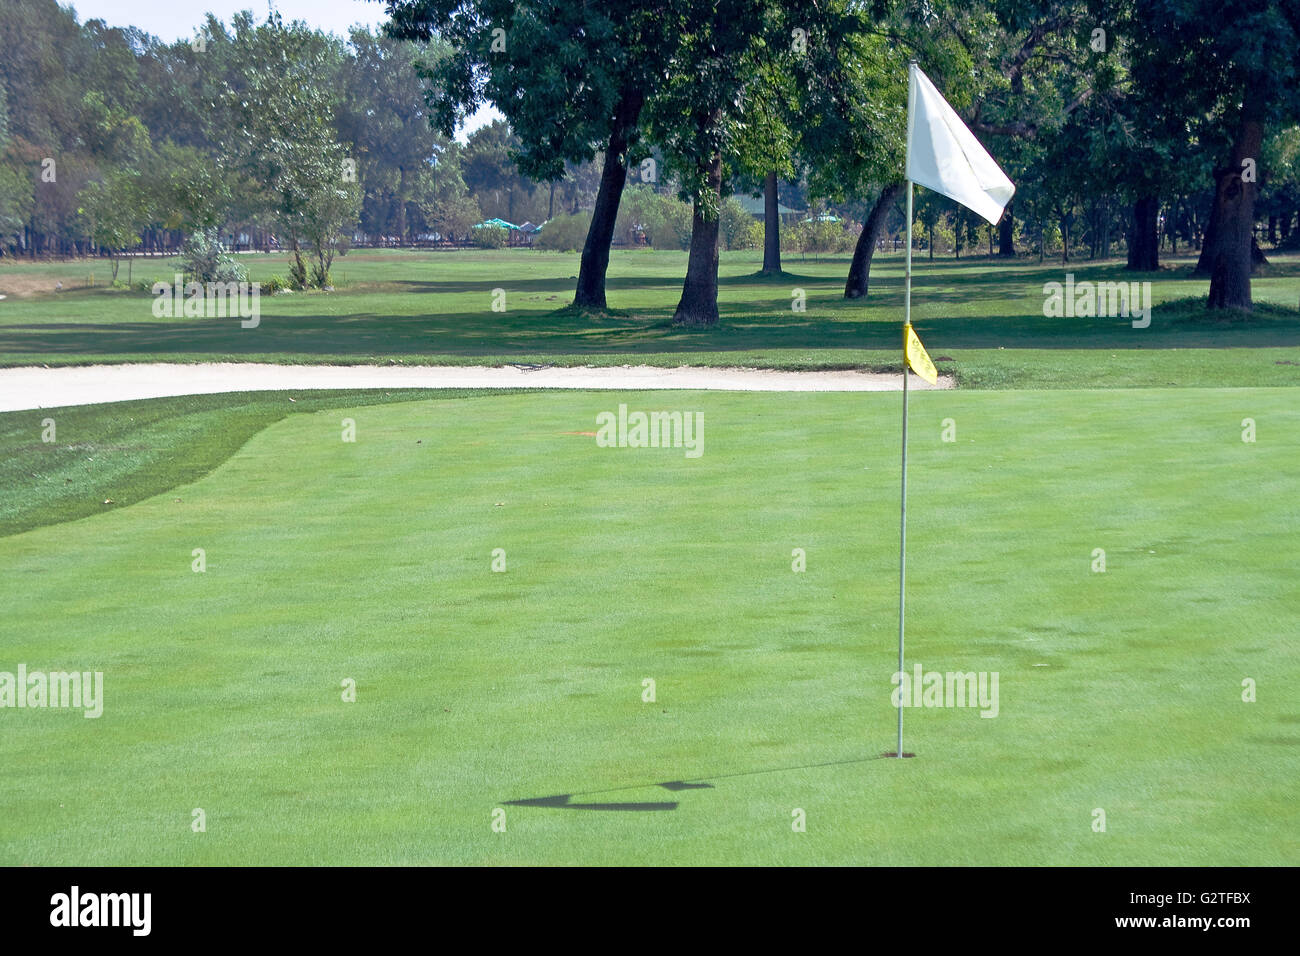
0 388 533 540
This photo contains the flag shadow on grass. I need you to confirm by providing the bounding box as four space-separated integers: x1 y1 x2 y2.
502 756 885 812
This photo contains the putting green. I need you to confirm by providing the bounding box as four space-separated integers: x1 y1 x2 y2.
1 387 1296 865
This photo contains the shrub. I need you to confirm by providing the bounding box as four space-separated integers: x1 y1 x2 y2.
288 253 308 290
788 219 853 254
180 228 247 284
720 198 762 251
616 185 693 250
259 275 291 295
650 198 693 250
536 211 592 252
472 224 508 249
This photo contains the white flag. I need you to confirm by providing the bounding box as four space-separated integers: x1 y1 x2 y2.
906 63 1015 225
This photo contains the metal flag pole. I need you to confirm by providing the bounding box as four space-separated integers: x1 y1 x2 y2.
898 179 912 759
897 61 917 760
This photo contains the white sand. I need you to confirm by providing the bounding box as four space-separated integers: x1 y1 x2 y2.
0 362 953 412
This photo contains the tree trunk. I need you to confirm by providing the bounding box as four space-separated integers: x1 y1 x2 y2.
845 181 904 299
396 167 408 244
1169 196 1178 256
998 200 1015 256
289 238 307 288
573 88 645 310
1101 197 1110 258
672 151 723 328
1126 195 1160 271
760 170 781 275
1205 100 1264 310
1251 236 1268 268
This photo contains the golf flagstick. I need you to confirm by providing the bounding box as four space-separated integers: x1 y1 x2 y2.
893 60 1014 758
895 61 919 760
898 172 912 759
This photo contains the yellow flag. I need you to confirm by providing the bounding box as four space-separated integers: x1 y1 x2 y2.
904 323 938 385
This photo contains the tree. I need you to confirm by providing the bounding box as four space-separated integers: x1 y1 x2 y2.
385 0 670 310
794 0 1092 296
77 167 150 281
220 12 359 288
460 121 538 223
646 0 809 326
728 53 800 275
0 162 31 256
790 2 906 298
416 143 481 241
301 177 362 286
340 28 445 243
146 141 235 234
0 0 86 150
1121 0 1300 310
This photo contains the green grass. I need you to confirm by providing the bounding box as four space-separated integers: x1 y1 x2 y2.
3 248 1300 388
0 388 528 538
1 388 1295 865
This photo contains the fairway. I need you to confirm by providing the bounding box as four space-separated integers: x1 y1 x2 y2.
4 248 1300 389
2 388 1295 865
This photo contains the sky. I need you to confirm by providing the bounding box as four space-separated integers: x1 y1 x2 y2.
68 0 388 41
65 0 502 139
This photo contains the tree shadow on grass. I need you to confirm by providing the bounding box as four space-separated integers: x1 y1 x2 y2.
4 254 1299 359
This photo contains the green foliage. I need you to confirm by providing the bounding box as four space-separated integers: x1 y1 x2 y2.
719 197 761 251
76 167 152 279
0 162 30 252
792 2 905 205
616 185 693 250
416 145 482 241
339 28 446 242
472 224 508 249
788 219 853 254
219 12 358 288
179 228 247 284
147 142 235 232
535 212 592 252
386 0 657 180
459 121 540 223
645 1 810 217
258 275 292 294
79 90 152 165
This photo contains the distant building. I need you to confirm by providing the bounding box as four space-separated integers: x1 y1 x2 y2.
731 194 804 221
